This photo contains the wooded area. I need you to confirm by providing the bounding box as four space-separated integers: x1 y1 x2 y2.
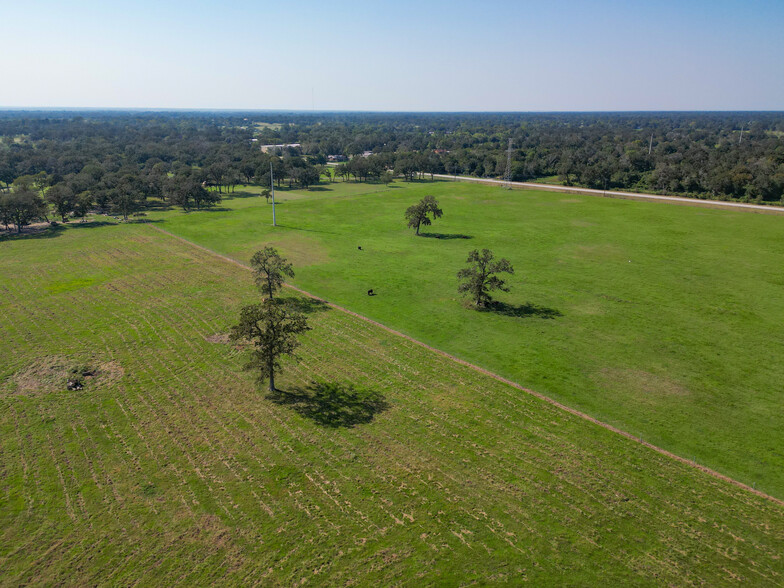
1 110 782 231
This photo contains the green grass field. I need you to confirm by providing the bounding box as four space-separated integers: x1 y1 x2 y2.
144 179 784 499
1 222 783 584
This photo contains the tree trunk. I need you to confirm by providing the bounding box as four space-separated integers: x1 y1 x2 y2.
268 363 275 392
415 221 420 235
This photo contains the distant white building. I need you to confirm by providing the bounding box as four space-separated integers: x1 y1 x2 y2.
259 143 301 153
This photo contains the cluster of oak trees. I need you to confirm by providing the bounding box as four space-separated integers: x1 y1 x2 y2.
406 195 515 308
234 232 515 393
0 114 328 231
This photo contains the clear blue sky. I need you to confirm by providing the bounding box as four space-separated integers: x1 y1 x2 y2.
2 0 782 111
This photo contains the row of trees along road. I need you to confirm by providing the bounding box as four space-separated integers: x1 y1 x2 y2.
253 111 784 203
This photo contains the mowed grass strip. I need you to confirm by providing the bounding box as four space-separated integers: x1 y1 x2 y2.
0 223 782 585
147 180 784 498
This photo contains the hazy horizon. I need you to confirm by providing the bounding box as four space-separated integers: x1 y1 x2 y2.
2 108 784 114
2 0 783 111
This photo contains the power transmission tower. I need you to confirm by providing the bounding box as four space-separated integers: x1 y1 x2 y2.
504 138 513 189
270 161 276 226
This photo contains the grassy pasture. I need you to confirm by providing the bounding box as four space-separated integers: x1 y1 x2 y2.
253 122 284 131
146 179 784 498
1 222 783 584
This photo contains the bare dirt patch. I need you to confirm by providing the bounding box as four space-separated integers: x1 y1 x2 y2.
205 333 231 344
97 360 125 386
10 356 124 396
11 356 70 395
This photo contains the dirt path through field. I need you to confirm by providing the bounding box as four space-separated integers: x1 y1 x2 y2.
147 223 784 507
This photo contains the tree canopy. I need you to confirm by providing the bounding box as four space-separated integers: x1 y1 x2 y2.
405 195 443 235
0 190 47 232
250 246 294 300
1 109 783 233
230 299 310 392
457 249 515 308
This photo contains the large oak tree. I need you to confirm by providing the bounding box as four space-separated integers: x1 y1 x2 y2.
230 299 310 392
457 248 515 308
405 195 443 235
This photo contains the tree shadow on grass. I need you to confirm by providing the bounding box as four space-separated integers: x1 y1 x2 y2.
0 220 117 242
481 301 563 319
267 381 389 428
144 199 174 210
129 218 164 224
282 297 330 314
221 190 266 200
274 223 337 235
189 206 231 213
419 232 472 240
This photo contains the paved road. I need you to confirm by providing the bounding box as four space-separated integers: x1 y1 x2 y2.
433 174 784 213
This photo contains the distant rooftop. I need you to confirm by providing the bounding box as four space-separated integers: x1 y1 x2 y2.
259 143 301 152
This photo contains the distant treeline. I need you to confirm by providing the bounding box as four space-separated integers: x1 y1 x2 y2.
1 111 783 231
252 111 784 202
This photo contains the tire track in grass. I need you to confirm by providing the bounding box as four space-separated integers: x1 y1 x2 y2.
146 223 784 508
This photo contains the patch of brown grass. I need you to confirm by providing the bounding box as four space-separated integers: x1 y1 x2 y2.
96 360 125 386
596 367 690 400
11 356 70 395
9 356 124 396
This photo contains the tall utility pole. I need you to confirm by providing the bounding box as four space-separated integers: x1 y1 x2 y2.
503 138 513 189
270 161 276 226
